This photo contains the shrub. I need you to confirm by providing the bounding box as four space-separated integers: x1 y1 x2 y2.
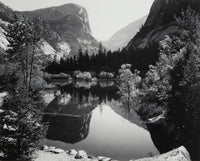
99 71 115 79
73 71 92 80
44 72 71 80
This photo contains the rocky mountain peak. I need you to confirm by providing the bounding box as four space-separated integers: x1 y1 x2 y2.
0 2 98 60
127 0 200 49
145 0 200 28
22 3 91 34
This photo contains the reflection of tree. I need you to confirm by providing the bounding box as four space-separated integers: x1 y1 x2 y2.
99 80 115 88
118 64 141 113
43 114 91 144
60 83 120 104
42 81 121 145
43 88 99 144
74 80 97 89
108 100 147 129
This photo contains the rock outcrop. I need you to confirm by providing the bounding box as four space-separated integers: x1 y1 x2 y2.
34 146 190 161
0 2 99 60
132 146 191 161
22 3 99 57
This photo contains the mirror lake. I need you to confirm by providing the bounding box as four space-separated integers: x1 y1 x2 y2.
41 80 200 161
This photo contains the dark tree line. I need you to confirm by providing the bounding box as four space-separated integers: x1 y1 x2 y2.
45 43 159 76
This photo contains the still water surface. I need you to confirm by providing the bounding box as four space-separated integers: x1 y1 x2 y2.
42 81 159 160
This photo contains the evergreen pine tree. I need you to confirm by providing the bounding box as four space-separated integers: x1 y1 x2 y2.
0 16 47 160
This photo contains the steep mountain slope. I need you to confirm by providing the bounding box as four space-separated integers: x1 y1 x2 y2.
0 1 14 22
103 16 147 51
127 0 200 49
22 3 99 57
0 2 99 60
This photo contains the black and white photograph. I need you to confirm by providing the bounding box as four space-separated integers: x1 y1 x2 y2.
0 0 200 160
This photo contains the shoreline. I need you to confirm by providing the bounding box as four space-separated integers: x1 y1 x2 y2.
34 145 191 161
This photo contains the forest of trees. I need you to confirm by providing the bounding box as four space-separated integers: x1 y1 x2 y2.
118 9 200 159
45 43 159 76
129 8 200 160
0 16 47 160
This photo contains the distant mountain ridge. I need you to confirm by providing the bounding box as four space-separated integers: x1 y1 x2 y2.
103 16 147 51
0 2 99 60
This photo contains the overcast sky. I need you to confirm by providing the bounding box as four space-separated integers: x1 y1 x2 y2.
1 0 154 41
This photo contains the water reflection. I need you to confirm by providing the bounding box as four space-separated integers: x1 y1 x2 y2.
43 106 159 161
43 114 91 144
42 81 200 160
60 81 120 103
45 93 98 116
42 81 159 160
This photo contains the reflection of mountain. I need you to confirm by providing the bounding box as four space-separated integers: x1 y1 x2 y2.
107 100 146 130
43 114 91 144
42 84 149 146
43 91 98 144
45 93 99 116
